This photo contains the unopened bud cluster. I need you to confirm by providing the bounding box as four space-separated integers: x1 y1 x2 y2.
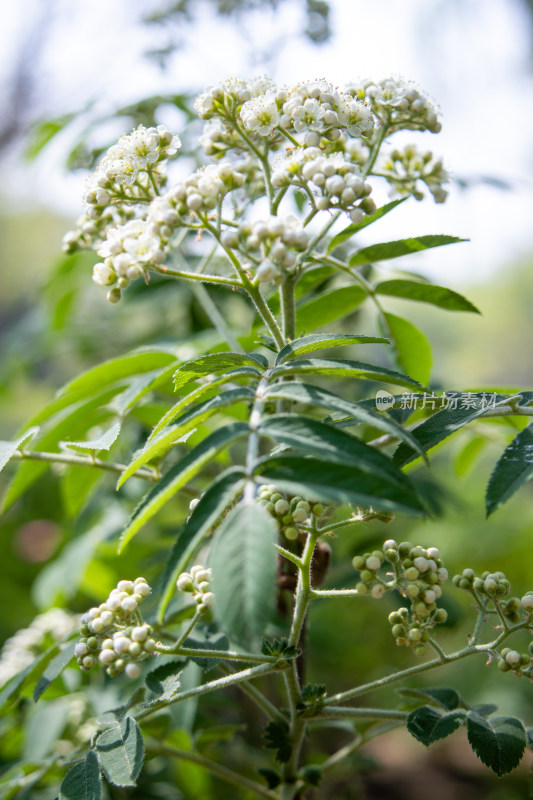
176 565 214 614
75 578 156 679
221 215 309 284
379 144 448 203
257 484 330 540
353 540 448 654
272 148 376 222
347 78 441 134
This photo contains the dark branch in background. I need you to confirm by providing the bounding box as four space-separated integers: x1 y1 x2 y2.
143 0 330 67
0 3 54 153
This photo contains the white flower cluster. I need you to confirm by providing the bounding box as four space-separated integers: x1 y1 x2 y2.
63 124 181 255
75 578 156 679
92 219 164 302
276 79 374 141
379 145 448 203
272 148 376 222
91 160 246 302
176 565 214 614
0 609 79 686
221 215 309 283
194 76 275 119
347 78 441 134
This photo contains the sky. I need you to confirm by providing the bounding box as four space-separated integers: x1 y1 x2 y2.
1 0 532 285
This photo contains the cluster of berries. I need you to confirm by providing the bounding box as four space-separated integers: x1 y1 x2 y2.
352 540 449 655
75 578 156 679
498 643 533 678
257 484 330 540
176 565 214 614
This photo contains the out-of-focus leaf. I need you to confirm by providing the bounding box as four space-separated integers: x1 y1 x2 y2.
349 235 467 267
486 422 533 516
375 279 479 312
296 286 367 333
381 312 432 386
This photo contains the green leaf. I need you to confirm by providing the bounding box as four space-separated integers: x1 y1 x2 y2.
375 279 479 312
156 467 246 622
62 422 122 453
255 455 427 515
398 687 462 711
95 716 144 787
119 422 249 552
328 198 407 252
381 312 432 386
259 415 416 491
0 644 61 712
349 235 467 267
467 713 526 776
486 422 533 516
264 720 292 763
209 502 278 648
33 642 76 702
0 427 39 474
264 382 426 457
31 348 179 427
33 508 126 606
296 286 367 333
25 114 75 161
60 464 104 518
149 367 261 440
407 705 466 746
275 333 388 365
118 387 253 488
272 358 426 391
173 353 266 390
394 393 509 466
59 750 101 800
145 661 183 703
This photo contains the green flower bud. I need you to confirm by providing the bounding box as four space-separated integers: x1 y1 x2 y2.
284 527 299 540
355 582 368 595
391 624 405 637
352 556 366 570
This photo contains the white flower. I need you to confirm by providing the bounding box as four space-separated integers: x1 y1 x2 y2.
240 95 280 136
291 98 325 133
